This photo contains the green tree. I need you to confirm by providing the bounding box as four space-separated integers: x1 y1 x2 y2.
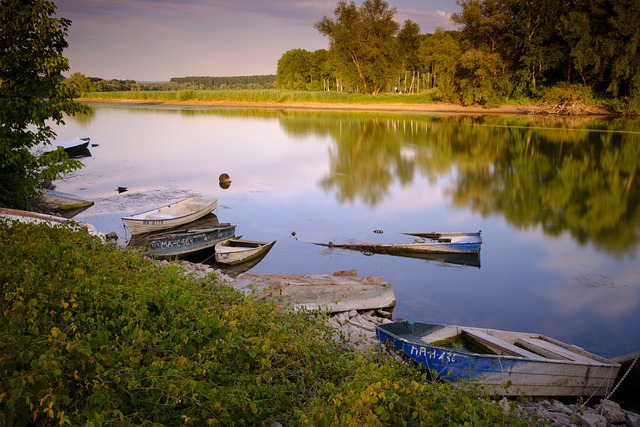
315 0 412 95
63 71 94 94
420 29 462 101
0 0 86 209
276 49 314 90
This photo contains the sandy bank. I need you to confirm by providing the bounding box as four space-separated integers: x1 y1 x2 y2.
77 98 616 116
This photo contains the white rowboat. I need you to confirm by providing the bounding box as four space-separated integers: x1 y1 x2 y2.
121 195 217 235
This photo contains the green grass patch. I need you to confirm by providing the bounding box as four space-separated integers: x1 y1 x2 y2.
82 89 439 105
0 219 539 426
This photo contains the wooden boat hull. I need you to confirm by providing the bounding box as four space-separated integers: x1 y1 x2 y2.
0 207 102 238
42 189 94 211
146 223 236 259
376 321 620 397
214 238 276 265
232 271 396 313
317 239 481 254
121 195 217 235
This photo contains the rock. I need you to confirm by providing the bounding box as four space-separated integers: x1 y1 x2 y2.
597 399 627 424
578 412 607 427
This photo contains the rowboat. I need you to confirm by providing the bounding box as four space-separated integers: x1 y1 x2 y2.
145 223 236 259
0 207 102 238
121 195 218 235
50 136 91 156
214 237 276 265
402 231 482 240
376 321 621 397
232 270 396 313
316 232 482 255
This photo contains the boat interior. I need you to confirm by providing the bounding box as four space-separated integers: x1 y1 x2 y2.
388 322 613 365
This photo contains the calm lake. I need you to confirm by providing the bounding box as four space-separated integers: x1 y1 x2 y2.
51 103 640 359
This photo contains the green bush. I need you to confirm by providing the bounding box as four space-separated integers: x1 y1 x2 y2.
0 220 539 426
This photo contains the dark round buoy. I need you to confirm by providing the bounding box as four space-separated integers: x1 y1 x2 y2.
219 180 231 190
219 173 231 183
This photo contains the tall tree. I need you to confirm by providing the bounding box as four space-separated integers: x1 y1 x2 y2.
315 0 411 95
0 0 86 208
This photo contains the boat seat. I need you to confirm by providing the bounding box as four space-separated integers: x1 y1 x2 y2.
462 329 543 359
145 213 174 219
516 337 599 364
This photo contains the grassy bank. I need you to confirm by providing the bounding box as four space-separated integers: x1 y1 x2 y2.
0 219 539 425
82 89 441 105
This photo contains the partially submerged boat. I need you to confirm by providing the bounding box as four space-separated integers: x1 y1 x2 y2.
214 237 276 265
146 223 236 259
376 321 620 397
316 231 482 255
121 195 218 235
42 189 94 215
48 136 91 157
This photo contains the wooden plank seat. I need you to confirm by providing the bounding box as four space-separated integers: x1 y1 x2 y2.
462 329 543 359
516 337 599 364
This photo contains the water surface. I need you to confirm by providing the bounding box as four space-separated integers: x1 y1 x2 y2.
52 104 640 358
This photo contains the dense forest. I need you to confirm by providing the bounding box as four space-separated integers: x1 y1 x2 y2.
66 0 640 111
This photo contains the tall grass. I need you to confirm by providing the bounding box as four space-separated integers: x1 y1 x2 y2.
82 89 439 105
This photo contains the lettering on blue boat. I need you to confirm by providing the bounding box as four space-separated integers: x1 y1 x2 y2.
409 345 457 363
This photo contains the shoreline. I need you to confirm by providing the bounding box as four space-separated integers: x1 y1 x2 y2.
77 97 617 116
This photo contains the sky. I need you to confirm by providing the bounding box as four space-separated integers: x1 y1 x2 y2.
55 0 460 82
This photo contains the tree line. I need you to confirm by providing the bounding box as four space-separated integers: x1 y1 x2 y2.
275 0 640 109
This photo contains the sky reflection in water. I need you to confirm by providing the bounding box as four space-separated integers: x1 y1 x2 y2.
52 104 640 358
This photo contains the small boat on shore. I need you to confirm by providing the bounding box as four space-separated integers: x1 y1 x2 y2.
0 207 102 237
232 270 396 313
376 321 620 397
316 231 482 255
146 223 236 259
214 237 276 265
121 195 218 235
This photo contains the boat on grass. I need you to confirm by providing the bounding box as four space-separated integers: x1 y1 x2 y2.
121 195 217 235
215 237 276 265
0 207 102 238
146 223 236 259
316 231 482 255
376 321 620 397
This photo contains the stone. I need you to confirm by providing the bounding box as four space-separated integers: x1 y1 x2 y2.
578 412 607 427
597 399 626 424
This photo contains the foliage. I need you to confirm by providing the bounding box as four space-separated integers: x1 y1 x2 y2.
0 0 87 209
0 220 541 426
315 0 415 95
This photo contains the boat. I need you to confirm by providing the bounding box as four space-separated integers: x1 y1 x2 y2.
214 237 276 265
232 270 396 313
315 232 482 255
145 223 236 259
121 195 218 235
375 321 621 397
50 136 91 156
402 231 482 240
42 189 94 215
0 207 102 238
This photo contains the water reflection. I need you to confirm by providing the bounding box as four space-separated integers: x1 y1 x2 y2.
52 104 640 357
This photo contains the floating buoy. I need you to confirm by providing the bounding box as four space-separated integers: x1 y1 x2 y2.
219 173 232 189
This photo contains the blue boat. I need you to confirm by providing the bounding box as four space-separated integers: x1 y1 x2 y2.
146 223 236 259
376 321 620 397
